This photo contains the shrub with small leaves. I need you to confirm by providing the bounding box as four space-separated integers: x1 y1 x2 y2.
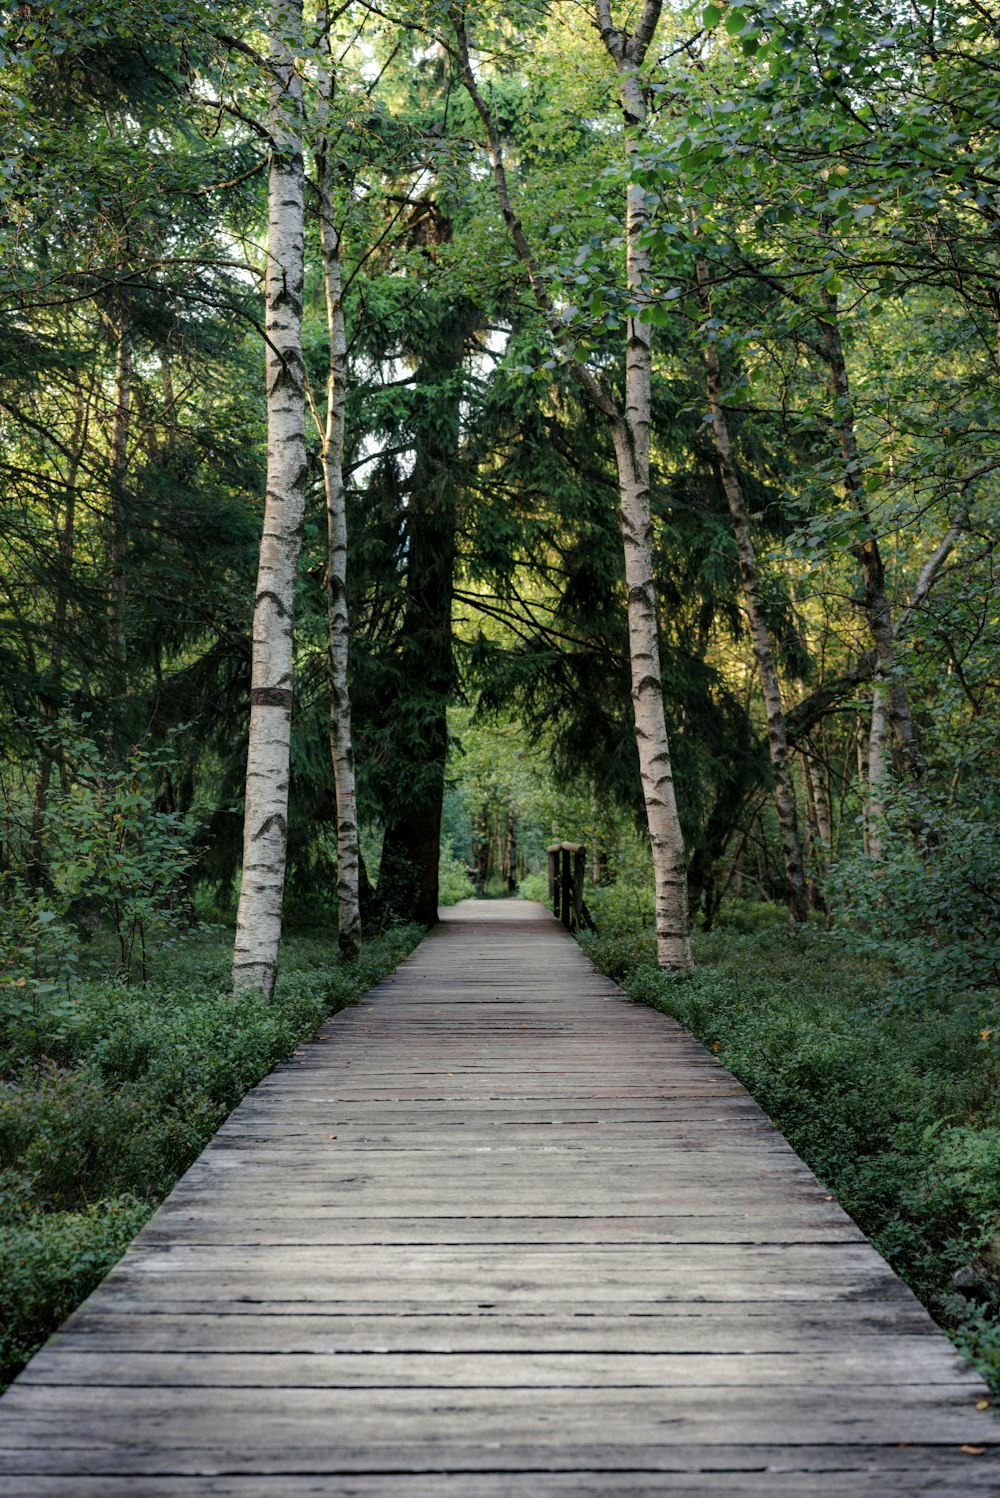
829 779 1000 1017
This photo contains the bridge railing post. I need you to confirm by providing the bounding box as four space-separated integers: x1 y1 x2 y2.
548 841 586 931
573 844 585 933
560 845 573 929
547 844 561 918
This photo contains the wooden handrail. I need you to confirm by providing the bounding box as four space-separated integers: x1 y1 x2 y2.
547 841 587 932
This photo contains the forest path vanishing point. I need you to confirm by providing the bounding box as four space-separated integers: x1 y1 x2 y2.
0 899 997 1494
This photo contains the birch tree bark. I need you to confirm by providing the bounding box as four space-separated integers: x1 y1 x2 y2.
865 683 889 857
315 24 362 961
695 254 808 923
451 0 692 968
232 0 307 997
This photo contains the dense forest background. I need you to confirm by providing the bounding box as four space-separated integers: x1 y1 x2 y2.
0 0 998 1394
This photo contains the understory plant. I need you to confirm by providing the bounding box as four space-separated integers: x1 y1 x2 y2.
3 717 201 988
828 779 1000 1021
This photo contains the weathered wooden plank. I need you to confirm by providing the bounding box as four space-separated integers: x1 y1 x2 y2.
4 1463 1000 1497
50 1303 943 1350
0 1382 995 1452
18 1346 982 1389
137 1215 865 1246
94 1238 904 1276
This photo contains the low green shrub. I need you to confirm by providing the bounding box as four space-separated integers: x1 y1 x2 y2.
0 1194 151 1381
1 719 201 986
829 779 1000 1019
517 873 548 904
438 848 475 906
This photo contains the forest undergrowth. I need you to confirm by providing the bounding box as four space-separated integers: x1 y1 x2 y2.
574 887 1000 1400
0 921 422 1391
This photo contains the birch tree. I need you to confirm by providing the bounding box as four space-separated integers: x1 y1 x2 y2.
232 0 307 996
451 0 692 969
314 17 361 960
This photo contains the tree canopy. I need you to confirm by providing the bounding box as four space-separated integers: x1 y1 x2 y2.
0 0 996 970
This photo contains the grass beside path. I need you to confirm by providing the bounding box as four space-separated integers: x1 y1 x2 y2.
0 922 423 1390
578 895 1000 1400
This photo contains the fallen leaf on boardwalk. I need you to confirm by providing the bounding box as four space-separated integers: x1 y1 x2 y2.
959 1446 986 1455
976 1400 990 1409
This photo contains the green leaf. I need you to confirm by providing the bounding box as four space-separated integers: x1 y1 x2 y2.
702 3 722 28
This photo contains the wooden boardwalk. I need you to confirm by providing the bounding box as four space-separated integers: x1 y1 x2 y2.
1 899 997 1494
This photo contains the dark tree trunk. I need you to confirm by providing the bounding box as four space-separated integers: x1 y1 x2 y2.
376 302 468 927
380 808 446 927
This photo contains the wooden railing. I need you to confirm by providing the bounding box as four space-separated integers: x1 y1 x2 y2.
547 841 589 933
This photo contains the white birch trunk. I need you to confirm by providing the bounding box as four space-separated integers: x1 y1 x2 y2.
866 683 888 859
232 0 307 997
316 37 362 961
596 1 691 968
695 254 808 923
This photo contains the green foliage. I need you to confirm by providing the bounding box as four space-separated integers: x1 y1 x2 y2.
579 896 1000 1395
0 879 81 1044
0 922 422 1390
437 847 475 906
2 719 201 986
0 1194 151 1388
517 873 548 904
829 781 1000 1017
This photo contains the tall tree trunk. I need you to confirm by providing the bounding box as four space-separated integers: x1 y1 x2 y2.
505 805 517 892
108 311 132 670
695 254 808 924
232 0 307 997
28 391 86 885
866 684 889 858
818 290 922 788
316 32 362 961
797 746 828 909
864 505 969 857
377 305 465 927
598 0 691 968
450 1 692 968
856 716 871 855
